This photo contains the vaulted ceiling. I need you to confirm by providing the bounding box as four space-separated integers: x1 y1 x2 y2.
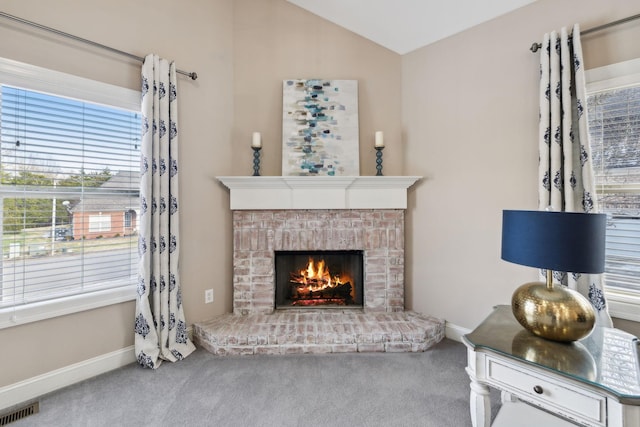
287 0 538 54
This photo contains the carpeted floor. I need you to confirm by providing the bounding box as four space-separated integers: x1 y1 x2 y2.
10 338 500 426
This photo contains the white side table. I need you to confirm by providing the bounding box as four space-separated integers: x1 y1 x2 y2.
463 305 640 427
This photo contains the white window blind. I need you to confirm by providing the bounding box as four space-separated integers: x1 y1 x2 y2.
0 60 140 324
586 69 640 304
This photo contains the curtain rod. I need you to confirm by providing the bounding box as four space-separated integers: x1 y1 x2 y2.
529 12 640 53
0 11 198 80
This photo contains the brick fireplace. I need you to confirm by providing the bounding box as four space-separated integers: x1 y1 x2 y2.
233 209 405 315
193 176 445 355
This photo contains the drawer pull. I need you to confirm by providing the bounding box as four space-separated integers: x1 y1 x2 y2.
533 385 543 394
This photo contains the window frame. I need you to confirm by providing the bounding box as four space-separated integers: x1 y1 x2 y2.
586 57 640 322
0 57 139 329
124 210 133 228
88 214 112 233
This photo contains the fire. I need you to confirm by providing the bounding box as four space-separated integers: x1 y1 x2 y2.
287 257 355 306
291 258 344 291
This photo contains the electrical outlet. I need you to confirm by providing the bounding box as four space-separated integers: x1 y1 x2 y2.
205 289 214 304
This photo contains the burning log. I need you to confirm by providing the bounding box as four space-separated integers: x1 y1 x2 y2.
292 298 347 306
292 282 353 304
289 274 327 288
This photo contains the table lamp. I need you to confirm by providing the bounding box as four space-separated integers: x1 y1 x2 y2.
501 210 606 342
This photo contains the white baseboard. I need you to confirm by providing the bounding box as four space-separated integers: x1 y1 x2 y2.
0 345 135 412
445 321 471 343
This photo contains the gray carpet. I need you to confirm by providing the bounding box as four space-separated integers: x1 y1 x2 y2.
11 339 500 426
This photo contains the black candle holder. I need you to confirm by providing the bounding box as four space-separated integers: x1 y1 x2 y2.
375 147 384 176
252 146 261 176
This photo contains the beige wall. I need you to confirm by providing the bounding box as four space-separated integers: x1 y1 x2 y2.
402 0 640 332
232 0 403 176
0 0 401 387
1 0 639 390
0 0 235 386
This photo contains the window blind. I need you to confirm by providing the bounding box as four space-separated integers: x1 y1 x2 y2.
587 84 640 294
0 85 140 308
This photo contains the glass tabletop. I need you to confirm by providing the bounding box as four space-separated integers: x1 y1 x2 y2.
464 305 640 403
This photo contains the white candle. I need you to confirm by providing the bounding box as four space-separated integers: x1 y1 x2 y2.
374 131 384 148
251 132 262 148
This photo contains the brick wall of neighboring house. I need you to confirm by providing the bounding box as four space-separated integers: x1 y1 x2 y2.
72 211 136 240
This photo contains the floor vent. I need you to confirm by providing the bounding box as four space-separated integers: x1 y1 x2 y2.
0 402 39 425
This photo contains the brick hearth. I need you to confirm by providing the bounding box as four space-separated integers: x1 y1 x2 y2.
193 310 445 355
193 176 444 355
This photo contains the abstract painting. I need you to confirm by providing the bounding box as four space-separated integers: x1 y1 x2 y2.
282 79 359 176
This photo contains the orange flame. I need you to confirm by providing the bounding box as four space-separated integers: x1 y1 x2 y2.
291 258 344 291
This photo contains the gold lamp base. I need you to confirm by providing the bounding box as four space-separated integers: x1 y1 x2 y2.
511 271 595 342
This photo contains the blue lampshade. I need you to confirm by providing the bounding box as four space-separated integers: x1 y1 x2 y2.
501 210 606 274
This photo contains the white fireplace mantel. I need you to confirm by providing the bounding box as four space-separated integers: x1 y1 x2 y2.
217 176 421 210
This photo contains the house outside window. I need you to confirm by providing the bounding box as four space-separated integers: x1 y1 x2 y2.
0 57 140 328
586 58 640 322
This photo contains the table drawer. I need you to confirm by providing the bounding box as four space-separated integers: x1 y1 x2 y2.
486 356 606 426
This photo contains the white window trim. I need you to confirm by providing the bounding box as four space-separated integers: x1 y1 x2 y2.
0 57 140 328
605 287 640 322
586 58 640 322
0 286 137 330
0 57 140 110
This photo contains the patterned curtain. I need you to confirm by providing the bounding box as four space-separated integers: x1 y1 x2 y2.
134 54 196 368
538 24 612 328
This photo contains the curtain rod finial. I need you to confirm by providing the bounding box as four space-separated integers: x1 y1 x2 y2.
189 72 198 81
530 42 541 53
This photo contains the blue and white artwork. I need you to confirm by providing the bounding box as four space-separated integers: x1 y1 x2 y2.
282 79 359 176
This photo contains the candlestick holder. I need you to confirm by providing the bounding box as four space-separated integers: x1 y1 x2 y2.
375 146 384 176
252 146 261 176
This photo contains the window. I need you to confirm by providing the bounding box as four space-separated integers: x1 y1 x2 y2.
586 58 640 321
0 58 140 328
89 215 112 233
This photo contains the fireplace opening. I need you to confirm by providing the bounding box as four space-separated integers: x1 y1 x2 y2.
275 250 364 309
